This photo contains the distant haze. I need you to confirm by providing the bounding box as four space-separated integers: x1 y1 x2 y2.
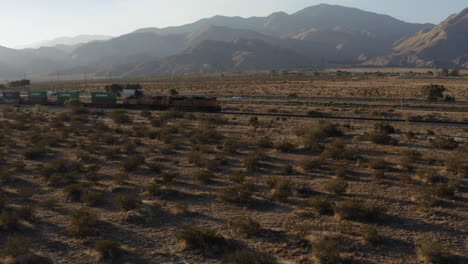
1 0 467 48
15 35 113 49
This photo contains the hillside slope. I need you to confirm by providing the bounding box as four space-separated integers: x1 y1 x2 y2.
365 8 468 68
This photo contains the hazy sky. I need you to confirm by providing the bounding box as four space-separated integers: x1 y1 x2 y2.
1 0 467 48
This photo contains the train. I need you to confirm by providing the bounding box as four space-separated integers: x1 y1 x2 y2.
0 89 222 112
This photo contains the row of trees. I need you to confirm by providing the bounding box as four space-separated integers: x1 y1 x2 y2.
104 83 142 94
0 79 31 89
422 84 455 101
104 83 179 96
438 69 461 77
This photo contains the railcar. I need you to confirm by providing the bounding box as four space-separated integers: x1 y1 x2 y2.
2 92 21 104
0 89 222 112
28 91 48 104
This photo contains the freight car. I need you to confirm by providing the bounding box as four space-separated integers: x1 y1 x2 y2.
2 92 21 104
121 89 221 112
0 89 221 112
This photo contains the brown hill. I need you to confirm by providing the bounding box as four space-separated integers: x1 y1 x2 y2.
101 38 312 77
365 8 468 68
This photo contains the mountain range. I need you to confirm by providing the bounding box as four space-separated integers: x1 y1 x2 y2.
0 4 466 79
365 7 468 68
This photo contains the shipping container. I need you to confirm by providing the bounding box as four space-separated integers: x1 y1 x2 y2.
28 91 48 98
57 92 80 104
2 92 21 104
91 93 117 106
91 92 117 99
3 92 20 99
28 91 48 104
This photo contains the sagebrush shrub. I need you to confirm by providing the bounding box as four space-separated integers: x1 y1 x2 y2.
193 169 214 183
416 238 459 264
256 136 273 148
312 237 340 264
334 200 385 222
121 154 145 171
309 196 333 215
177 227 237 256
82 190 103 206
268 177 292 202
301 158 322 173
243 153 262 173
219 183 255 204
369 158 387 170
114 193 142 211
361 226 383 245
69 207 98 236
274 140 295 153
223 137 240 153
94 240 121 260
230 216 261 237
161 171 179 185
429 136 459 150
110 110 132 124
325 179 348 195
63 183 84 202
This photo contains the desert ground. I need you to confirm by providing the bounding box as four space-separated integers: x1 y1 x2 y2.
0 74 467 264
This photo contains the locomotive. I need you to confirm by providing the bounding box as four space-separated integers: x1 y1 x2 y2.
1 89 221 112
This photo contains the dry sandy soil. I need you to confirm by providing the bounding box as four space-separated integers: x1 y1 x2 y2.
0 102 466 263
26 75 468 101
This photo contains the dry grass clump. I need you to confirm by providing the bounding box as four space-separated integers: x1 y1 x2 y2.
368 158 388 170
309 196 334 215
361 226 383 245
399 149 422 171
367 129 398 145
230 216 261 237
420 181 459 201
37 159 83 186
274 140 295 153
193 169 214 183
321 139 353 160
301 158 322 173
219 183 255 204
256 136 273 148
223 137 240 153
114 193 142 211
94 240 122 261
416 238 460 264
23 146 48 160
69 207 99 236
445 148 467 178
334 200 386 222
243 151 265 173
332 164 348 179
110 109 132 124
311 237 340 264
429 136 459 150
177 227 237 256
267 177 292 202
324 179 348 195
121 154 145 172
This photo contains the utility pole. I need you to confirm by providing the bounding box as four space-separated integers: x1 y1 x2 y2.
84 72 87 90
399 85 403 111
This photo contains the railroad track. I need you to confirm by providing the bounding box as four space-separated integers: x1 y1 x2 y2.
1 102 466 127
218 111 468 127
